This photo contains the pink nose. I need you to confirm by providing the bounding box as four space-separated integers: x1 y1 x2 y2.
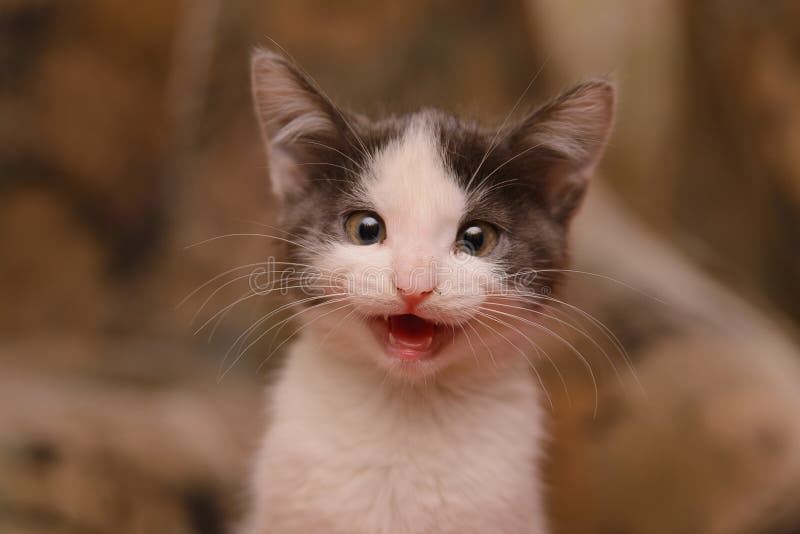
397 288 433 310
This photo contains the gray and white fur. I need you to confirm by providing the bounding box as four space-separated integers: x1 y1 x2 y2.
241 49 614 534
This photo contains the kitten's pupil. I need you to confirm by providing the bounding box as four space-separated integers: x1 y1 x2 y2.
345 211 385 245
462 226 484 253
458 222 498 256
359 216 381 243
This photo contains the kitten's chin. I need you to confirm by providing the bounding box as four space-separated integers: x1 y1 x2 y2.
367 314 450 363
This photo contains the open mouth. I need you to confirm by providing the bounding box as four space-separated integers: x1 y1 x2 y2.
369 314 446 361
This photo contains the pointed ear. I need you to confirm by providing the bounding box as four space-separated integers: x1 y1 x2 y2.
512 79 615 222
251 48 347 200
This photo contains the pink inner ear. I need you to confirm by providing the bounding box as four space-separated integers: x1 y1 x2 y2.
543 160 592 223
267 145 307 200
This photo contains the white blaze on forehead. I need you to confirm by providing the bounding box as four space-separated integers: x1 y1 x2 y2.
364 115 467 259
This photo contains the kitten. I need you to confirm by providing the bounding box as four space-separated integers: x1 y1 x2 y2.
241 49 614 534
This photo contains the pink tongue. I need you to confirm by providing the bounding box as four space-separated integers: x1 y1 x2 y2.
388 314 435 350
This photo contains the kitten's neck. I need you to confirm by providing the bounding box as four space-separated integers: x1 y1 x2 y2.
275 328 540 431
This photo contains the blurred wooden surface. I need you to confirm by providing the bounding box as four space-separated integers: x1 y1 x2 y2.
0 337 261 534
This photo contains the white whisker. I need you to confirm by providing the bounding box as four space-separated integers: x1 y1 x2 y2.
220 297 351 380
477 305 572 407
533 269 667 304
176 262 266 310
486 300 623 391
471 313 554 411
184 232 321 255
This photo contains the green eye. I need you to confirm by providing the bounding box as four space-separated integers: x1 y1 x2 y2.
345 211 386 245
457 221 498 256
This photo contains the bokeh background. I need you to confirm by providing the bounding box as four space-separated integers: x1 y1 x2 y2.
2 1 800 533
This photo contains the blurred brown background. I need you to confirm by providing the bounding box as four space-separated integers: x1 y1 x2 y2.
2 1 800 533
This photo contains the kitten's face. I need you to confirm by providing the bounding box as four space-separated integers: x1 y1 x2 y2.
252 50 613 381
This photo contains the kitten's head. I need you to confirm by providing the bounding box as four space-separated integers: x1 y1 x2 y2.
252 49 614 382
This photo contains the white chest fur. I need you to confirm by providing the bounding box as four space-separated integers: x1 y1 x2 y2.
244 334 548 534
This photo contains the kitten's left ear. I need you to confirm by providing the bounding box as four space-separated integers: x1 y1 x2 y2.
512 79 615 222
251 48 352 200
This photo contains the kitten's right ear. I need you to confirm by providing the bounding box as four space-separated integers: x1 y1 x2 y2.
510 79 615 223
251 49 345 199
